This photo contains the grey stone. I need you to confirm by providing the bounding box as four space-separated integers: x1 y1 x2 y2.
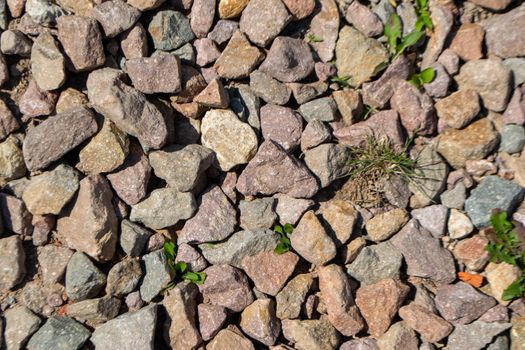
397 2 417 35
148 10 195 50
390 219 456 283
4 306 41 350
421 3 453 68
199 229 280 268
130 188 196 230
66 297 121 324
440 182 467 209
239 0 291 47
274 193 315 225
345 0 383 37
299 97 338 122
26 317 90 350
26 0 67 26
500 124 525 154
447 321 511 350
411 205 449 238
149 144 213 192
175 244 208 272
139 249 173 302
276 273 314 320
503 58 525 87
90 305 158 350
465 175 525 228
173 43 195 65
228 84 261 132
289 81 328 105
208 19 238 45
0 235 25 290
240 197 277 230
250 70 291 105
309 0 340 62
120 219 153 257
179 185 236 244
483 4 525 59
304 143 351 188
301 119 332 152
347 241 403 285
106 258 142 296
91 0 140 38
65 252 107 301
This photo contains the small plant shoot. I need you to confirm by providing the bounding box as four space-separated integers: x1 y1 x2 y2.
306 33 324 43
162 241 206 293
409 67 436 88
274 223 294 254
330 75 351 88
486 210 525 301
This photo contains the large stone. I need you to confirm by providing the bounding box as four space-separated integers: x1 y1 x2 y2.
127 54 181 95
239 0 290 47
276 273 314 319
319 199 358 247
239 197 277 230
484 5 525 59
299 97 338 122
57 175 118 262
304 143 351 188
319 264 365 336
87 68 170 149
390 219 456 283
105 258 142 296
218 0 249 18
199 264 254 312
465 175 525 228
66 296 121 324
130 188 196 230
237 140 319 198
22 107 97 171
436 89 480 130
0 235 25 290
77 120 129 174
456 59 512 112
19 79 58 118
4 306 42 350
281 318 341 350
0 193 32 236
200 229 280 268
391 80 436 136
240 299 281 346
31 31 66 91
259 36 314 83
347 241 403 285
37 244 73 285
148 10 195 50
309 0 340 62
437 118 500 169
447 320 512 350
26 0 67 25
198 304 228 341
120 23 148 59
214 30 263 80
0 30 31 57
208 327 255 350
291 211 337 265
260 104 303 152
91 0 140 38
65 252 107 301
365 208 409 242
179 186 236 244
139 249 173 302
242 251 299 296
249 70 291 105
335 26 389 87
90 305 158 350
164 281 202 349
398 303 453 343
376 322 418 350
345 0 383 37
355 278 409 337
487 262 522 305
26 317 90 350
191 0 215 38
301 119 332 152
57 15 105 72
149 144 213 192
201 109 258 171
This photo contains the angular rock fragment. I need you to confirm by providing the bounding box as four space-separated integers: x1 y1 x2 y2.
31 31 66 91
290 211 337 265
91 0 140 38
239 0 290 47
260 36 314 83
0 235 25 290
65 252 107 301
127 54 182 94
240 299 281 346
214 31 264 79
27 317 90 350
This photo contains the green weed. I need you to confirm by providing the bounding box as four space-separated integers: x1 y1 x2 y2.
330 75 351 88
274 223 294 254
409 67 436 88
161 241 206 293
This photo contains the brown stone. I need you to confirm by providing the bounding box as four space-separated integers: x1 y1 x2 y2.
435 89 480 130
0 99 19 140
240 299 281 346
281 0 315 19
126 54 181 94
19 79 58 118
214 31 264 80
218 0 250 19
319 199 358 247
450 23 484 61
290 211 337 265
453 235 490 271
398 303 453 343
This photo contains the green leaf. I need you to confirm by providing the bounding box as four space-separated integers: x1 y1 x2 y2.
307 34 324 43
491 211 513 236
421 14 433 30
174 261 188 275
398 30 425 56
273 225 284 234
274 241 291 254
163 241 176 261
503 277 525 301
283 223 294 235
183 271 207 285
385 14 402 55
409 76 422 88
330 75 351 87
419 67 435 84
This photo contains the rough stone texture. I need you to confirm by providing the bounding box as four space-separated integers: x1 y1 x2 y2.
276 273 314 319
319 264 365 336
250 70 291 105
239 197 276 230
31 31 66 91
38 245 73 285
237 140 319 198
291 211 337 265
398 303 453 343
487 262 522 305
299 97 338 123
355 278 409 337
435 282 496 325
260 104 302 152
207 327 255 350
148 10 194 50
456 59 512 112
179 185 236 244
4 306 42 350
0 193 33 236
447 320 511 350
365 208 409 242
0 235 25 290
453 235 490 271
130 188 196 230
127 54 182 94
22 107 97 171
436 89 480 130
120 23 148 59
421 3 453 68
376 322 418 350
201 109 258 171
0 100 19 141
304 143 351 188
347 241 403 285
260 36 314 83
200 229 280 268
239 0 290 47
391 80 436 136
87 68 170 150
19 79 58 118
214 31 264 79
484 4 525 59
309 0 340 62
26 317 90 350
57 175 118 262
465 175 524 228
390 219 456 283
240 299 281 346
90 305 158 350
105 258 142 296
139 249 173 302
282 0 315 19
208 20 238 45
281 318 341 350
198 264 254 312
275 193 314 226
91 0 140 38
437 118 500 169
57 15 105 72
409 144 448 208
198 304 228 341
319 199 358 247
164 281 202 350
127 0 166 11
335 26 389 87
218 0 249 18
345 0 383 37
242 251 299 296
301 119 331 152
65 252 107 301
